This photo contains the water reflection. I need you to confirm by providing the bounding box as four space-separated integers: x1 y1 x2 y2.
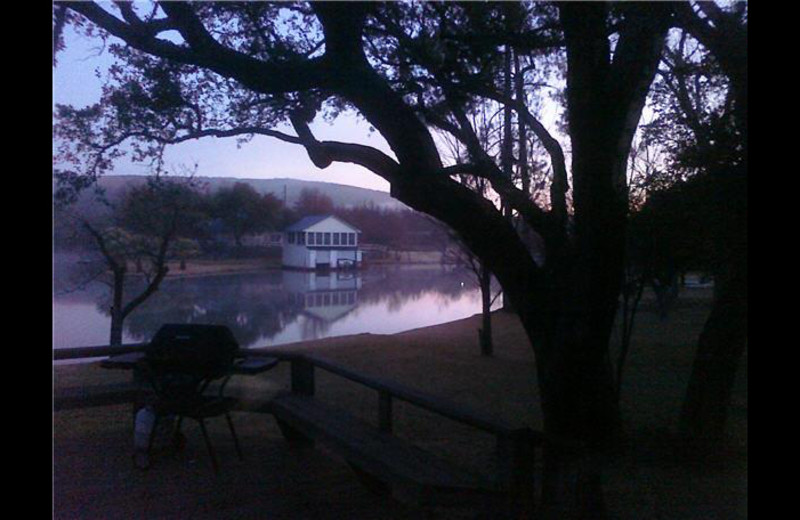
284 270 362 340
53 260 486 349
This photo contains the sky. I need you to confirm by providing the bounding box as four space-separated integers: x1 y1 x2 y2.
53 22 393 193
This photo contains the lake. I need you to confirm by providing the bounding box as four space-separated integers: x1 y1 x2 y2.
53 257 499 353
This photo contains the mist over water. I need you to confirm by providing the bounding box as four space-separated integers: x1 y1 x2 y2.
53 254 497 351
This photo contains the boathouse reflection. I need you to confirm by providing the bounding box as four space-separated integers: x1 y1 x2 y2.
284 270 362 340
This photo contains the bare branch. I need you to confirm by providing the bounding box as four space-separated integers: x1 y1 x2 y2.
81 219 123 274
432 101 559 245
467 85 569 226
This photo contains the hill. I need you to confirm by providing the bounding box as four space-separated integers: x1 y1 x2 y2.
93 175 406 210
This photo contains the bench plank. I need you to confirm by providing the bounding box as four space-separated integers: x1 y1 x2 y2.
53 382 147 411
53 383 271 414
299 353 523 436
271 393 494 494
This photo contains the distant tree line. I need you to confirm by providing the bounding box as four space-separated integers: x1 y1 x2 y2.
56 180 289 255
56 182 448 256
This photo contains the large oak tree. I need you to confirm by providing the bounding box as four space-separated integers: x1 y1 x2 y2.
53 2 745 515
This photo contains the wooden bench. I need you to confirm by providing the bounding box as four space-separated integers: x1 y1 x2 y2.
54 345 542 511
267 351 542 510
53 382 271 413
54 382 149 411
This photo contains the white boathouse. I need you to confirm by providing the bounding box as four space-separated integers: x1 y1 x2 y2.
282 215 362 270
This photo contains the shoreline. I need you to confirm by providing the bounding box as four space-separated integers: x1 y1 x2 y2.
54 251 457 280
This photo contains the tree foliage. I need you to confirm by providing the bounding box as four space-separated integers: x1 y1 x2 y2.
58 176 208 345
211 182 282 246
293 186 335 216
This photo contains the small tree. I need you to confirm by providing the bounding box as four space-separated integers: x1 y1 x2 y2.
57 176 207 346
171 237 200 270
442 232 501 357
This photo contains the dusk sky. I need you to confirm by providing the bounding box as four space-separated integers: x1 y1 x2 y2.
53 22 394 193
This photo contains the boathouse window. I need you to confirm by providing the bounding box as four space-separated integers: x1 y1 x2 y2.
298 232 305 245
316 232 323 244
307 232 315 245
288 232 295 244
333 233 340 245
348 233 355 245
324 232 331 245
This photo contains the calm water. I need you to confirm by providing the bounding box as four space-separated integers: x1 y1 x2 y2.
53 255 497 352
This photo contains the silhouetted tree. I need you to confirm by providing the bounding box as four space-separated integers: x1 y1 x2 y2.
662 3 748 450
57 176 207 345
211 182 282 247
442 230 500 357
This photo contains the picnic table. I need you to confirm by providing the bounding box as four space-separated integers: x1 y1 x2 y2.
54 351 279 412
100 351 280 375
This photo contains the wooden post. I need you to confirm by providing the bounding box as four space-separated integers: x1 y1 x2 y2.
291 357 315 396
281 357 316 449
378 391 392 433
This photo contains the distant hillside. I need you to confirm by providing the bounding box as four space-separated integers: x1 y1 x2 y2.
91 175 407 210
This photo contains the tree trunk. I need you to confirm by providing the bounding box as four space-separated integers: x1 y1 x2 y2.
679 180 747 449
674 4 748 453
306 5 669 515
531 5 670 516
679 259 746 448
515 51 530 197
109 312 124 347
109 268 125 346
501 45 515 312
479 264 493 356
615 271 645 402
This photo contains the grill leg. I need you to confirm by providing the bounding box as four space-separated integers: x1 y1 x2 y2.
173 416 186 453
198 418 219 474
225 412 243 460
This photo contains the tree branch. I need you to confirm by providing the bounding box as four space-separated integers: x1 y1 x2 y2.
120 206 177 318
113 1 175 37
81 219 123 275
466 85 569 227
441 161 553 237
289 114 402 183
672 2 747 140
65 1 332 95
121 255 168 318
431 100 561 247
